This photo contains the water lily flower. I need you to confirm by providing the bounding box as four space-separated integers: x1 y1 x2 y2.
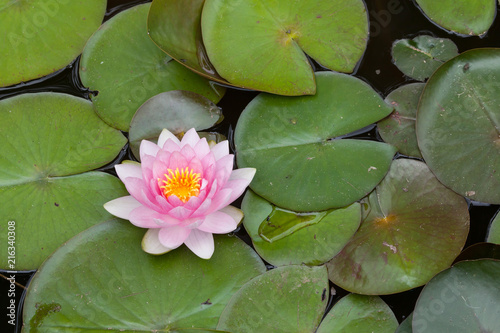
104 128 256 259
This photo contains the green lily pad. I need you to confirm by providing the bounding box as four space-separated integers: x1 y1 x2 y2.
201 0 368 95
0 0 106 87
22 221 266 331
235 71 396 212
391 35 458 81
316 294 399 333
241 190 361 266
327 159 470 295
129 90 223 159
453 243 500 263
412 259 500 332
0 93 127 270
217 265 328 332
79 3 224 131
487 210 500 244
417 48 500 204
378 83 424 158
415 0 496 36
395 314 413 333
148 0 226 84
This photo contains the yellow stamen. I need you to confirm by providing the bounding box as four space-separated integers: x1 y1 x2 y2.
159 167 201 203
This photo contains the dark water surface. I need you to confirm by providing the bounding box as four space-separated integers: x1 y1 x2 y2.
1 0 500 331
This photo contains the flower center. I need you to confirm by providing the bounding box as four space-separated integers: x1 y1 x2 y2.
159 167 201 203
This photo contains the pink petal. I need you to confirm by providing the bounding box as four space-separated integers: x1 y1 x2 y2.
191 197 212 218
205 188 233 215
140 140 160 160
196 209 240 234
129 205 179 228
167 151 189 171
162 139 181 153
168 206 194 220
219 205 245 226
158 128 180 148
120 177 158 210
184 229 214 259
224 168 257 203
214 154 234 186
211 140 229 161
158 226 191 248
193 137 211 160
155 195 174 211
142 229 172 255
115 163 143 181
141 155 156 184
167 194 185 207
180 128 201 148
180 144 197 163
103 196 142 220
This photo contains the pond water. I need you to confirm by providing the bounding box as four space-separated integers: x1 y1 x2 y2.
1 0 499 331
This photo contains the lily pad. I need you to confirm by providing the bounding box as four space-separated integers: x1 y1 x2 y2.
417 48 500 204
487 210 500 244
241 190 361 266
316 294 399 333
0 0 106 87
412 259 500 332
235 71 396 212
79 3 224 131
378 83 424 158
148 0 226 83
22 221 266 331
453 243 500 263
391 35 458 81
201 0 368 95
0 92 127 270
327 159 470 295
217 265 328 332
415 0 496 36
129 90 223 159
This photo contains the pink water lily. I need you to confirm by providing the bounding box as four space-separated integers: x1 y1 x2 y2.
104 128 255 259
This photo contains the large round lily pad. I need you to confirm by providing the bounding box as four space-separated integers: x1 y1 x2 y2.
0 0 106 87
316 294 399 333
378 83 424 158
415 0 496 36
235 71 396 212
201 0 368 95
0 93 127 270
241 190 361 266
391 35 458 81
22 221 266 331
79 3 224 131
327 159 470 295
412 259 500 332
129 90 223 159
217 265 328 332
417 48 500 204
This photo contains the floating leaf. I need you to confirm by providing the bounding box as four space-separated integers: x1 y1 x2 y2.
316 294 398 333
378 83 424 158
129 90 223 159
327 159 469 294
22 221 266 331
79 3 224 131
200 0 368 95
453 243 500 263
417 48 500 204
0 93 127 270
148 0 226 83
415 0 496 36
235 71 396 212
242 190 361 266
0 0 106 87
487 210 500 244
412 259 500 332
391 36 458 81
217 265 328 332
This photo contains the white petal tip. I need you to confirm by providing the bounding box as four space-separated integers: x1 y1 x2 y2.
142 229 172 255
